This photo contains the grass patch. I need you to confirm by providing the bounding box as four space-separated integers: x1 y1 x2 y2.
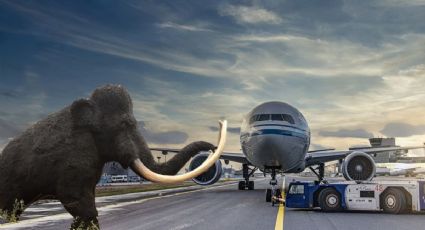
95 182 197 197
0 199 24 223
95 179 237 197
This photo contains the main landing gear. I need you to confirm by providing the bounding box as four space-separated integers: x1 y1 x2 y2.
265 168 282 206
309 163 327 184
238 164 257 190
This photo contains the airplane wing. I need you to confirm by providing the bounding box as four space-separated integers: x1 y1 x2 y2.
219 152 250 164
152 145 425 168
150 148 250 164
150 147 180 153
304 145 425 167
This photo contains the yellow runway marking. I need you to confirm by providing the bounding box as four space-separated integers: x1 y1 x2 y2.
274 191 285 230
275 177 286 230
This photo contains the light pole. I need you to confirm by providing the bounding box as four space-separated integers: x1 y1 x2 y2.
162 151 168 163
157 156 161 163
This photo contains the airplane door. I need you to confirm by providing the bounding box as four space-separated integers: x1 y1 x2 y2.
419 181 425 210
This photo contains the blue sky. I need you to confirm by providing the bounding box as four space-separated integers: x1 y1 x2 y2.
1 0 425 154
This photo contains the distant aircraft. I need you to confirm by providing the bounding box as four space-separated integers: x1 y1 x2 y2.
376 163 425 177
152 101 425 202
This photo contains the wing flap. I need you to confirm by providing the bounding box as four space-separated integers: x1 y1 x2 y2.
150 148 249 164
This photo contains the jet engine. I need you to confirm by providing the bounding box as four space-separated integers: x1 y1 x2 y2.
342 151 376 181
189 153 222 185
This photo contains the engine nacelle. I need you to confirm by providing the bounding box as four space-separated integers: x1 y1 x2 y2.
342 151 376 182
189 153 222 185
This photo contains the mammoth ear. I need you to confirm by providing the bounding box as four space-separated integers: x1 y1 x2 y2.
70 99 97 128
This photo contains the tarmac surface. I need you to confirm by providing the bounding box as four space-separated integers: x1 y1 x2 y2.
2 176 425 230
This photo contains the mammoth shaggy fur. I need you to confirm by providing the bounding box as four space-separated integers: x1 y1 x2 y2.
0 85 214 228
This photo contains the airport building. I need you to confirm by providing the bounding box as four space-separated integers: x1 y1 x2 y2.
369 138 407 163
100 162 141 184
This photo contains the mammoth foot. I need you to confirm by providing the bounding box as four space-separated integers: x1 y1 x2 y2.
70 216 100 230
0 199 25 223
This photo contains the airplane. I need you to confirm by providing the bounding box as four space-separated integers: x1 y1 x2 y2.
152 101 425 202
376 163 425 177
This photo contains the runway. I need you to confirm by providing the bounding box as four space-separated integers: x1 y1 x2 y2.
2 176 425 230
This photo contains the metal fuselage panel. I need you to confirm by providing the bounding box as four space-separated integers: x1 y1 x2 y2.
240 101 310 172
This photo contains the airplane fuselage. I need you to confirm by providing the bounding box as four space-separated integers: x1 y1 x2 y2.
240 101 310 173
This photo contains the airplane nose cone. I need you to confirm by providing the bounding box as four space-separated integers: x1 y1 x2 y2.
245 134 307 172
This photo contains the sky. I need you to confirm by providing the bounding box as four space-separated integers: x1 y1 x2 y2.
1 0 425 159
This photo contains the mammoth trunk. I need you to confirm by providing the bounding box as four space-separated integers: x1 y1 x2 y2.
129 120 227 184
127 131 216 175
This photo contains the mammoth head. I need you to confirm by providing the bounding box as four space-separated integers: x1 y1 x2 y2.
69 84 227 184
70 85 137 132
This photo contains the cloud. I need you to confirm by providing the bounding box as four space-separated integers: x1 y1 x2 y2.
319 129 373 138
374 0 425 7
157 22 212 32
309 143 330 151
380 122 425 137
0 140 9 152
138 121 188 145
1 1 425 151
0 91 18 98
218 5 282 24
0 118 22 139
209 126 241 134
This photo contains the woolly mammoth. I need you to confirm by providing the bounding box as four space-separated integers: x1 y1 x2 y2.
0 85 227 229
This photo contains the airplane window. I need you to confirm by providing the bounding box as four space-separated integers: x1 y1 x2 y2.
282 114 295 124
289 185 304 194
257 114 270 121
271 114 284 121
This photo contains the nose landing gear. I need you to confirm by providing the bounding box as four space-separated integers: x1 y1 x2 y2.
238 164 257 190
265 168 284 206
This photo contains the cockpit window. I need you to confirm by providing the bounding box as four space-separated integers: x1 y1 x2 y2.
249 114 295 124
282 114 295 124
258 114 270 121
271 114 283 121
271 114 295 124
249 114 270 124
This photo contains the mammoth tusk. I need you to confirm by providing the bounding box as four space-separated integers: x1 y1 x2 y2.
131 120 227 184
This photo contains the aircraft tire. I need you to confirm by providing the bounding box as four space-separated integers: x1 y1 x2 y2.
266 189 272 202
238 181 246 190
248 181 254 190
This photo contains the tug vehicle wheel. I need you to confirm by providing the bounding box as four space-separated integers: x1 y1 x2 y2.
381 188 406 214
319 188 342 212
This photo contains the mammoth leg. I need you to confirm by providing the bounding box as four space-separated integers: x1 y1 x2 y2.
57 168 101 229
59 194 99 230
0 192 26 222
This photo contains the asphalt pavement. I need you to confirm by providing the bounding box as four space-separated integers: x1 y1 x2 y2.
2 176 425 230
